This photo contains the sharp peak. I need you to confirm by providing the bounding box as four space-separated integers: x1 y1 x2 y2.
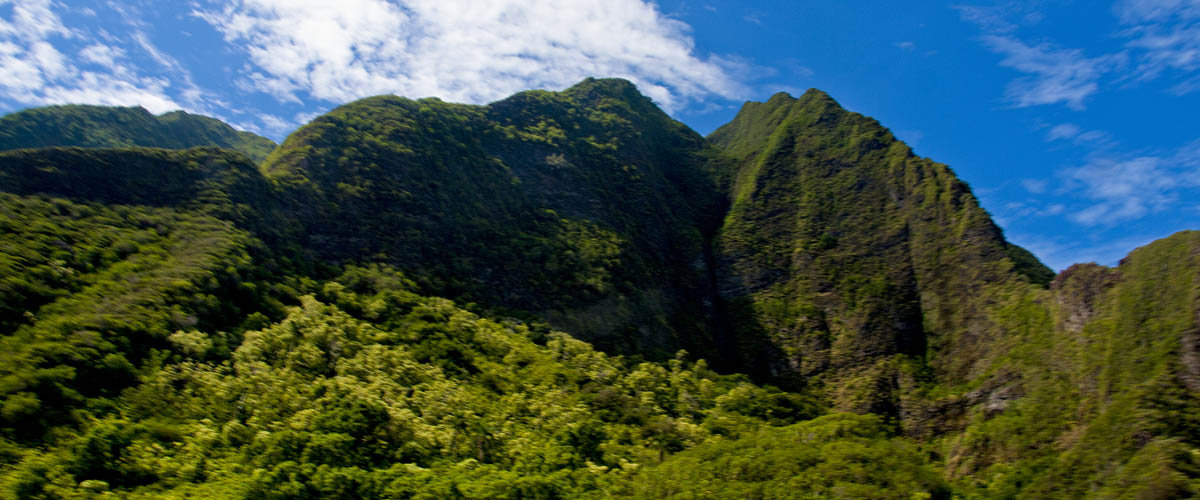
730 88 845 121
764 88 839 106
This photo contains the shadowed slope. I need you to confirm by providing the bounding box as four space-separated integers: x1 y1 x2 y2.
262 78 726 360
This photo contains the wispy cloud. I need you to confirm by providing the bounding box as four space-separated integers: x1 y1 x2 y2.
981 35 1123 110
954 4 1021 32
0 0 183 113
1021 178 1048 193
1114 0 1200 92
1045 123 1081 141
1044 122 1115 147
193 0 743 112
1007 229 1174 270
1064 141 1200 225
961 0 1200 106
78 43 123 69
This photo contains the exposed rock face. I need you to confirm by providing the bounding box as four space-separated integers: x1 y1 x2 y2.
1051 263 1121 334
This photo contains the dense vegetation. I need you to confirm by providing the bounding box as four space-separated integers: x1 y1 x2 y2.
709 90 1051 395
0 105 276 163
0 79 1196 499
263 78 725 361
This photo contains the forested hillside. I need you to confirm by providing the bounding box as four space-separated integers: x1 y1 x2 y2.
0 79 1196 499
0 106 276 164
261 78 726 361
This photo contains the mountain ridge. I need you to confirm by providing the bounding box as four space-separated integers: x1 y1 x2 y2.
0 78 1196 499
0 104 277 163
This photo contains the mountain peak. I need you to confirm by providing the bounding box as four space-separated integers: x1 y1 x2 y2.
799 87 833 99
562 77 657 108
570 76 639 92
757 88 839 109
710 82 1054 405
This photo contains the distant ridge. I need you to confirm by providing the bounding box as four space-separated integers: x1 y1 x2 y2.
0 104 276 163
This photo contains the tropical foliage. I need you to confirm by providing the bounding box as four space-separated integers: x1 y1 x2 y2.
0 79 1196 499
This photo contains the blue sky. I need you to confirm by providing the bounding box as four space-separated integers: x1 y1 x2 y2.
1 0 1198 270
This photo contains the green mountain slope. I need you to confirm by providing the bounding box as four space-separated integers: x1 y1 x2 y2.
943 232 1200 499
1 258 845 499
263 78 726 361
0 194 278 442
709 89 1200 498
0 146 299 246
0 79 1196 499
0 105 276 163
709 90 1052 410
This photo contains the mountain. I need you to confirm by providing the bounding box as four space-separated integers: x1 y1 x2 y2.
709 90 1052 408
0 105 277 163
0 79 1196 499
261 78 727 360
707 89 1200 497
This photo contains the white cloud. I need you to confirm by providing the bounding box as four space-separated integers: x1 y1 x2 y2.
960 1 1200 104
1007 230 1171 270
0 0 183 113
1115 0 1200 90
1045 122 1115 147
1046 123 1081 141
981 35 1121 110
1021 178 1048 193
193 0 742 111
954 4 1020 33
1114 0 1200 24
0 0 70 40
38 72 179 113
79 43 124 69
1065 143 1200 225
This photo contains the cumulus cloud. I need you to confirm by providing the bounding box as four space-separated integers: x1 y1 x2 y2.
0 0 182 113
192 0 742 111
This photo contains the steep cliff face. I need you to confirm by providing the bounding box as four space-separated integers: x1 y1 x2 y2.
940 232 1200 498
706 92 1200 497
709 90 1050 412
261 78 725 359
